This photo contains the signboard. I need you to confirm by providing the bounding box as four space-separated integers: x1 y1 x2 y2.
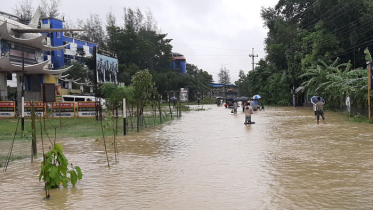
56 84 62 101
24 101 46 117
96 47 118 84
0 101 16 118
180 88 189 102
78 102 98 117
52 102 75 118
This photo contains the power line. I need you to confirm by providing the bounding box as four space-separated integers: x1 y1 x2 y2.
202 59 250 71
172 43 265 52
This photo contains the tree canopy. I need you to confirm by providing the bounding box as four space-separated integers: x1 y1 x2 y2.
236 0 373 105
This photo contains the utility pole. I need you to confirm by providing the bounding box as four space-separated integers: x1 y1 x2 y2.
249 48 258 71
22 45 25 131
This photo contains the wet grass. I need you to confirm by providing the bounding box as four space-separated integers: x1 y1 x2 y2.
341 112 372 124
0 115 174 141
0 154 30 168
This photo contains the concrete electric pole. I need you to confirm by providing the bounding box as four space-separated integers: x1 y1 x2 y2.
249 48 258 71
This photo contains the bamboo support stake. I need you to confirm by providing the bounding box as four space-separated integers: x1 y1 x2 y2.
368 64 371 121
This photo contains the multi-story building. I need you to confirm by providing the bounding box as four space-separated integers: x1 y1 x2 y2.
0 9 97 104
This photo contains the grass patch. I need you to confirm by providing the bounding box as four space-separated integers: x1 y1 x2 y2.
341 112 372 123
0 114 173 141
0 154 30 167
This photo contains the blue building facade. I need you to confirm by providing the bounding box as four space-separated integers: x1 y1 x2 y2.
40 17 97 69
172 52 186 74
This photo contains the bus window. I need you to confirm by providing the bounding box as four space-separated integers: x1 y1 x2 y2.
75 98 85 101
63 97 74 101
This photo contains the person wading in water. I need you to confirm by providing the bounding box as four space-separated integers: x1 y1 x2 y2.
316 97 326 125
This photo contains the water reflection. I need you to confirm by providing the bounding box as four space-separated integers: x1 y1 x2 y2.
1 106 373 209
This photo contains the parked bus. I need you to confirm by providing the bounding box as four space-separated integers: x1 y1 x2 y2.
61 95 106 109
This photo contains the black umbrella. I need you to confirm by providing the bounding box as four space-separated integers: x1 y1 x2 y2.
241 97 248 102
234 97 241 102
311 96 325 104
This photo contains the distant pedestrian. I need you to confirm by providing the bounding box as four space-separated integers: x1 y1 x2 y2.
244 103 254 124
261 104 265 111
173 100 176 108
233 101 238 114
316 97 326 125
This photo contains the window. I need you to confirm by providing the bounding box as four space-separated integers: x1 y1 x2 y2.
75 98 85 101
6 73 12 80
63 97 74 101
56 32 60 38
42 19 48 24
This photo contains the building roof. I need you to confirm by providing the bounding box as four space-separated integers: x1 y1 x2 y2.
209 83 238 87
295 86 304 93
0 21 69 51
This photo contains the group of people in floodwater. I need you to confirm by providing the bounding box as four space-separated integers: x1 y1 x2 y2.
219 97 325 125
226 100 264 124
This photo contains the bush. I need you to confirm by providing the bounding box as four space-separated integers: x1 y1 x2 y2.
39 143 82 189
200 98 215 104
353 113 368 123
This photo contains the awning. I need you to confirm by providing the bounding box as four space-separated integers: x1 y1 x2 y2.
0 21 70 51
295 86 304 93
0 53 71 75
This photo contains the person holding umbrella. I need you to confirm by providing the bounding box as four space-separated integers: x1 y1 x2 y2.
316 97 326 125
171 96 177 108
311 96 325 121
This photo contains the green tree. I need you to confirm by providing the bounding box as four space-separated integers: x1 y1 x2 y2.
218 66 230 84
130 69 155 132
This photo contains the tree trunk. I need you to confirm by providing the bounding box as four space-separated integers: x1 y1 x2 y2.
115 105 118 135
168 100 172 119
130 104 134 129
158 100 162 124
154 102 156 126
136 104 140 132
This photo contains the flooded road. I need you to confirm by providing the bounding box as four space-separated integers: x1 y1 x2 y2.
1 106 373 209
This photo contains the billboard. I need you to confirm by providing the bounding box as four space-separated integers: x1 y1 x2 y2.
78 102 98 117
24 101 46 117
96 48 118 84
0 101 16 118
180 88 189 102
52 102 75 118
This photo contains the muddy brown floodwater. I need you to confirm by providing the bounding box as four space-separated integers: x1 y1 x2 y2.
1 106 373 209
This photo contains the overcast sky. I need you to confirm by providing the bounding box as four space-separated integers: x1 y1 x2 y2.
1 0 278 83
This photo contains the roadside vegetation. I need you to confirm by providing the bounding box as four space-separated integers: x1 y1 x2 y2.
235 0 373 110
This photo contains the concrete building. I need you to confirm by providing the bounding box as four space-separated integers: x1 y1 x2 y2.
0 9 98 104
0 9 71 108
